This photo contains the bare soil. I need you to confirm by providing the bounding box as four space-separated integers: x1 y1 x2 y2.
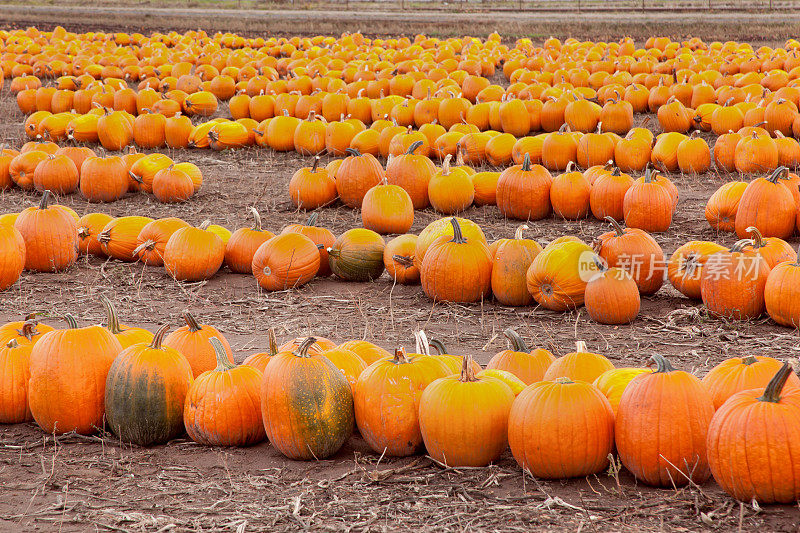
1 14 800 532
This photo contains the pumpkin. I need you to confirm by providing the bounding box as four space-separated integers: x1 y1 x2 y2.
485 328 554 385
80 155 129 202
765 251 800 327
225 208 275 274
743 226 797 270
735 132 779 174
707 363 800 503
361 176 414 235
281 213 336 277
385 141 437 209
251 232 320 291
477 369 526 395
320 347 366 394
593 217 665 295
0 224 25 291
289 156 337 210
164 221 225 282
133 217 190 267
700 239 770 320
383 234 420 285
32 154 78 194
496 153 553 221
735 167 797 239
335 148 384 208
184 337 265 447
589 166 633 221
705 181 747 232
163 312 234 378
242 329 279 373
97 109 133 151
0 338 34 423
623 168 675 233
261 337 355 460
490 225 542 306
14 190 77 272
667 241 727 299
616 354 715 487
427 154 474 215
525 240 597 311
584 259 641 325
550 162 590 220
354 346 449 456
415 217 486 266
99 216 154 262
101 296 153 349
543 341 614 383
328 228 385 281
128 153 173 194
676 131 711 174
337 340 391 366
713 131 742 172
10 150 48 190
508 377 615 479
541 124 578 171
419 356 515 467
651 131 685 172
702 355 800 410
421 218 492 303
105 325 193 446
0 317 53 347
592 367 650 417
152 165 193 203
28 314 122 434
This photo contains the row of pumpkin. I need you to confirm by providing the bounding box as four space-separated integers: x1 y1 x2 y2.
2 192 800 327
1 309 799 505
0 141 201 202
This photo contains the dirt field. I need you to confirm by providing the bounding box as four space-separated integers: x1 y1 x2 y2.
2 12 800 532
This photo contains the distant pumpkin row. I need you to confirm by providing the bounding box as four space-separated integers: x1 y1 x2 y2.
2 311 799 506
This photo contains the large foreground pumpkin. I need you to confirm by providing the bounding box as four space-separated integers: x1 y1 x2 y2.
508 377 615 479
419 356 515 467
28 315 122 434
354 347 450 457
105 325 193 446
261 337 355 460
184 338 265 447
707 363 800 504
616 354 715 487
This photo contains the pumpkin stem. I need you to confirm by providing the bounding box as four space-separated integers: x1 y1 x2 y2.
210 337 236 372
392 254 415 267
651 354 675 373
345 147 361 157
441 154 452 175
522 152 531 172
294 336 316 358
514 224 529 240
604 216 626 236
449 217 467 244
741 355 759 366
267 328 278 355
6 339 19 349
555 376 574 384
575 341 587 353
406 140 423 155
730 239 755 254
593 255 608 272
63 314 78 329
199 220 212 230
460 354 478 382
17 320 39 341
745 226 765 249
310 155 321 173
428 338 447 355
503 328 528 353
757 362 794 403
149 324 170 349
101 296 124 335
250 207 263 231
305 212 319 227
768 166 789 184
393 346 409 364
38 190 52 210
182 311 202 332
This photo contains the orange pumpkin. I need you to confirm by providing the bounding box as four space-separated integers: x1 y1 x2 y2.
163 312 234 378
251 232 320 291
